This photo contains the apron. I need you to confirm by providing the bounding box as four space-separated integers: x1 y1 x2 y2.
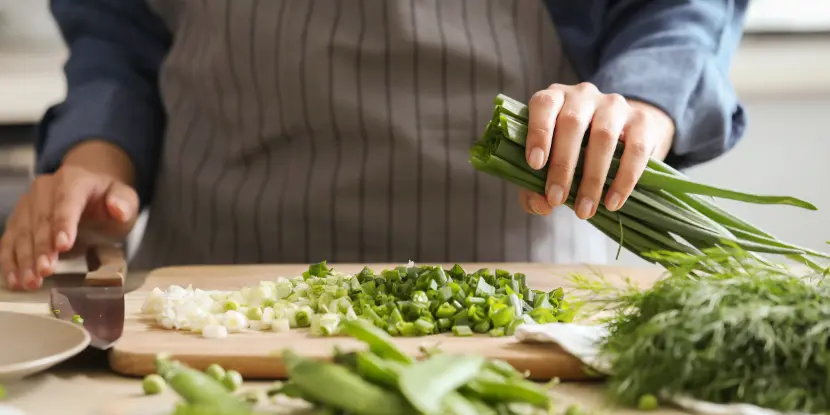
134 0 608 269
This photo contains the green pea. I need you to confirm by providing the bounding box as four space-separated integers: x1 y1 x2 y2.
205 364 226 382
247 307 264 321
142 374 166 395
222 370 243 392
564 404 585 415
637 394 658 411
71 314 84 325
223 301 239 311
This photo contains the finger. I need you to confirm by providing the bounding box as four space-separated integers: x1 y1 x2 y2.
51 173 97 253
31 180 57 277
1 233 19 290
606 109 655 211
517 190 553 216
12 206 39 290
104 181 140 224
546 83 599 207
525 88 565 170
575 94 629 219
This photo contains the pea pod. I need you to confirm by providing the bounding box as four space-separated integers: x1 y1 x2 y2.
154 356 249 413
340 319 412 364
443 393 483 415
170 403 252 415
398 354 486 415
283 350 416 415
355 351 399 388
466 379 550 408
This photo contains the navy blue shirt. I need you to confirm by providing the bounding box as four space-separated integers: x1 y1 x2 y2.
38 0 749 207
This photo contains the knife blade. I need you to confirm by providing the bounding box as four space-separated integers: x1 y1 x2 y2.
49 245 127 350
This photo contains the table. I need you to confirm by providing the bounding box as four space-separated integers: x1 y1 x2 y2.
0 267 686 415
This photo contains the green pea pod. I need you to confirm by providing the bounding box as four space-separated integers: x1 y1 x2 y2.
284 350 415 415
155 357 248 412
483 359 524 380
355 352 399 388
399 354 486 415
340 319 412 364
443 393 485 415
170 403 253 415
468 379 551 408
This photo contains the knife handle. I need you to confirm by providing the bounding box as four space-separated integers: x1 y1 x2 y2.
84 244 127 287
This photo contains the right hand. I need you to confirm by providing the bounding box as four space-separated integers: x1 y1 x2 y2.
1 165 138 291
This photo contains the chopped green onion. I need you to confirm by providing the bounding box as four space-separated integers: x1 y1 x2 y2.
453 325 474 337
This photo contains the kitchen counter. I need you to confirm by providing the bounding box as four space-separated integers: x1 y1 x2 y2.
0 266 685 415
3 365 686 415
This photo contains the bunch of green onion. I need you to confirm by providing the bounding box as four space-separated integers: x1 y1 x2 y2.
469 94 828 271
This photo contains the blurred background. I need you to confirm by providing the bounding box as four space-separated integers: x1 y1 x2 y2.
0 0 828 266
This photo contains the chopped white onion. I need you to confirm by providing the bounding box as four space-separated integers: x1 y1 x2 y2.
139 262 415 339
202 324 228 339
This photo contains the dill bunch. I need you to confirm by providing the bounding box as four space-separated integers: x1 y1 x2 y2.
571 246 830 413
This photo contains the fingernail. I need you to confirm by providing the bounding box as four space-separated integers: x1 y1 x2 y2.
110 198 129 218
37 255 51 275
531 200 543 215
26 277 42 291
56 231 69 249
22 269 35 290
528 148 545 170
546 184 564 206
576 198 594 219
606 192 622 211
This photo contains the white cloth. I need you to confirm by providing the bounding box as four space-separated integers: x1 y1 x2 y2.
0 405 25 415
515 323 810 415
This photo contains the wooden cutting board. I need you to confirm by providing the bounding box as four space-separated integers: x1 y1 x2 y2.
108 263 662 381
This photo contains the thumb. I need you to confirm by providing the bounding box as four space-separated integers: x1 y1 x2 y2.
71 182 139 249
104 181 139 224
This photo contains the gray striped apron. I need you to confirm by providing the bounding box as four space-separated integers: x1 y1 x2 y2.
134 0 607 269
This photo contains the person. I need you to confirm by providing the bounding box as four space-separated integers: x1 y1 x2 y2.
1 0 749 291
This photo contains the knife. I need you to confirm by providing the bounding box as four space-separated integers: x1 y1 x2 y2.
49 245 127 350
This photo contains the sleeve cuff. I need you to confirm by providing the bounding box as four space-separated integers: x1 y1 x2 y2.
36 81 163 206
589 46 746 169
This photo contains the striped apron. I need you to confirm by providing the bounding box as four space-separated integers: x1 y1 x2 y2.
133 0 607 269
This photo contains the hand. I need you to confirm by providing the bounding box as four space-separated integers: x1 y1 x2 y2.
1 162 138 291
518 82 675 219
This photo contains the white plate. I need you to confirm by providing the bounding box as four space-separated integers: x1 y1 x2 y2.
0 311 89 380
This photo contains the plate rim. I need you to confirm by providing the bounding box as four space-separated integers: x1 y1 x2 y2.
0 310 90 377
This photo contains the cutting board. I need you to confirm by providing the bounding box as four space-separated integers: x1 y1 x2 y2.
108 263 662 381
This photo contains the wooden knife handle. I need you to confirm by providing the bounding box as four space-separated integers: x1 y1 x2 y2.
84 244 128 287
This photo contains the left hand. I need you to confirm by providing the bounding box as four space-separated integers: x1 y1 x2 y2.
518 82 675 220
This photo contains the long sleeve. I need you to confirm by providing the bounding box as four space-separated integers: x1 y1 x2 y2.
37 0 171 206
545 0 749 169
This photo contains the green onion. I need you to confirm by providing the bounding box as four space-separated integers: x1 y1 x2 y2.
469 94 828 271
453 325 474 337
293 262 572 337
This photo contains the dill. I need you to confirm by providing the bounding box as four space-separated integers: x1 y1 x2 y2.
571 246 830 413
